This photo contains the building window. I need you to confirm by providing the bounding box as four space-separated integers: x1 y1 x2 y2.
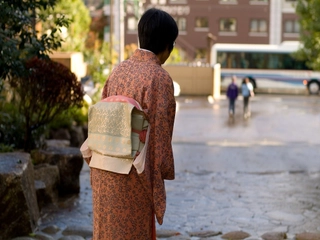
151 0 167 4
127 17 137 31
219 18 236 32
169 0 188 4
219 0 237 3
284 19 299 33
249 0 268 4
195 17 208 30
176 17 187 32
250 19 267 32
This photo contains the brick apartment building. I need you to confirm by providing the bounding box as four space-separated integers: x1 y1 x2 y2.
123 0 300 63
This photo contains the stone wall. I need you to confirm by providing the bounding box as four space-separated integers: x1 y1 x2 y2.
0 152 39 240
31 147 84 196
0 145 84 240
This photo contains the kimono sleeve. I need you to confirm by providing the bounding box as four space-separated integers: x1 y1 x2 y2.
148 71 176 180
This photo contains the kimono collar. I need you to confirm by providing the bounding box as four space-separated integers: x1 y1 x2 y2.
131 49 161 66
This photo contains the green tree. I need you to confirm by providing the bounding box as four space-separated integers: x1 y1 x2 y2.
0 0 86 152
86 42 111 84
166 48 185 64
296 0 320 70
0 0 69 81
85 41 117 103
39 0 91 52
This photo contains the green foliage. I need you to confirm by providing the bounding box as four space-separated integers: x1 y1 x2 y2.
0 80 53 151
49 103 89 130
39 0 91 52
85 41 113 86
167 48 185 64
71 102 89 125
48 111 73 130
0 0 70 80
0 144 14 153
0 99 25 149
0 0 88 152
295 0 320 70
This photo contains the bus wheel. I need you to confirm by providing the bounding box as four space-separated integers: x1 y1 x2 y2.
308 81 320 95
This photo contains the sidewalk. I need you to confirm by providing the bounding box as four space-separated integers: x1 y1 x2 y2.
31 95 320 240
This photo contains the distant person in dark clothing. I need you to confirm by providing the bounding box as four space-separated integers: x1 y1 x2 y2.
226 75 239 117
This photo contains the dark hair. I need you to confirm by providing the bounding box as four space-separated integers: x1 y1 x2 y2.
138 8 178 54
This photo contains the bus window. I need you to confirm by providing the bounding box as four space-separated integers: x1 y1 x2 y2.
217 47 310 70
268 54 279 69
217 52 227 68
240 52 249 68
211 42 320 94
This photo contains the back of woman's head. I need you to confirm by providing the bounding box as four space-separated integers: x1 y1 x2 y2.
138 8 178 54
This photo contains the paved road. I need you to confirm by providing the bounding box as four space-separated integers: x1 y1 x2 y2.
173 94 320 173
156 94 320 239
38 94 320 240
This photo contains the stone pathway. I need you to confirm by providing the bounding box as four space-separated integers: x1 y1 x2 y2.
158 170 320 239
12 164 320 240
11 95 320 240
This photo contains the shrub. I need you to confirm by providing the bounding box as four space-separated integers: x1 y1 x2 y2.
0 144 14 153
48 103 89 131
0 99 25 149
10 57 84 152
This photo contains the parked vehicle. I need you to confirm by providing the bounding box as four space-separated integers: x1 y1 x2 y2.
211 42 320 94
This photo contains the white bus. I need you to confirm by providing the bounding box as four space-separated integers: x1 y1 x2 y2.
210 41 320 94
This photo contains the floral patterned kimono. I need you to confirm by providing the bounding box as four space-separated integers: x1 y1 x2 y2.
88 49 176 240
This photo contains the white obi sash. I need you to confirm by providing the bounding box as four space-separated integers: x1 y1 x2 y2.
80 95 149 174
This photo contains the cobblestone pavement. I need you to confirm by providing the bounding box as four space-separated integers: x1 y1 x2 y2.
16 94 320 240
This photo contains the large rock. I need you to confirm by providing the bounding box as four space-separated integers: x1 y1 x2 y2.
45 139 70 148
50 128 71 141
34 163 60 209
69 125 85 148
0 152 40 240
31 147 83 196
221 231 251 239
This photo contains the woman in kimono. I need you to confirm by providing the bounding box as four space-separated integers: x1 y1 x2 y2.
86 8 179 240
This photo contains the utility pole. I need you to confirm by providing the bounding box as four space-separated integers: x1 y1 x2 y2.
119 0 125 62
110 0 113 69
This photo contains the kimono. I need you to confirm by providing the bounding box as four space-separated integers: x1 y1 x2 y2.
88 49 176 240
